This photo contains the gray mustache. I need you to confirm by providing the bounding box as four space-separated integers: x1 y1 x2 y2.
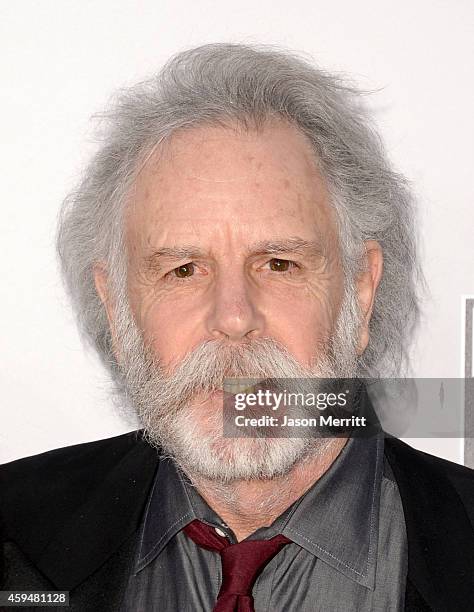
164 338 310 382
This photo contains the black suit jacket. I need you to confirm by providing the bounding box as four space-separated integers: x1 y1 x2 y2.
1 432 474 611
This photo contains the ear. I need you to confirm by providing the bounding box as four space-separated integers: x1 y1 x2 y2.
356 240 383 355
93 263 122 363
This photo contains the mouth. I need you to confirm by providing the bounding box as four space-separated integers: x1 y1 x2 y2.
223 379 266 395
189 389 225 407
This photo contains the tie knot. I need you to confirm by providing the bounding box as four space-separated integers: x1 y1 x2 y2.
219 537 291 596
183 520 291 610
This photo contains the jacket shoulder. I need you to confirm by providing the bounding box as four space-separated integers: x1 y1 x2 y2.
385 437 474 523
0 431 145 551
0 430 143 490
385 436 474 479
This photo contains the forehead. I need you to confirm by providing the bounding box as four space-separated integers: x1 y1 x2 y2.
125 119 338 253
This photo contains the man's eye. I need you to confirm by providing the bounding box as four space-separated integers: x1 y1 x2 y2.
268 258 294 272
173 263 195 278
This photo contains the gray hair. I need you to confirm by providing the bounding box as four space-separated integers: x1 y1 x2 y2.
57 43 422 379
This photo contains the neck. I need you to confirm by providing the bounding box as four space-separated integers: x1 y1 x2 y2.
190 438 347 541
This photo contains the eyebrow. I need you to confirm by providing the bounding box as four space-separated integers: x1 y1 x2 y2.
143 246 206 271
247 237 326 258
143 237 326 271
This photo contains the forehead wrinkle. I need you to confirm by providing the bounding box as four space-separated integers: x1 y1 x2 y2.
159 127 255 184
128 122 331 228
147 120 322 187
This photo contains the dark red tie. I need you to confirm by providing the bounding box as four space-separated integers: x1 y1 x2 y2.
183 519 291 612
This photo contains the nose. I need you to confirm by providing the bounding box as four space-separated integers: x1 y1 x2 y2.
206 270 264 342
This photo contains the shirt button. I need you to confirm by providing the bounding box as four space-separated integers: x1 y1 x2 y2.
214 526 227 537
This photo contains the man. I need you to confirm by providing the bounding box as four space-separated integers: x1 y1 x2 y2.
1 43 473 611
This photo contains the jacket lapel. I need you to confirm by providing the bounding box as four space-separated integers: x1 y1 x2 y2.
385 437 474 612
67 533 138 611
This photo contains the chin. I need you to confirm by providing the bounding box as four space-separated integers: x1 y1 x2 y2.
147 408 314 483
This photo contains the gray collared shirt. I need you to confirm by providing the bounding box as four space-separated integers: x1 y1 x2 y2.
121 435 407 611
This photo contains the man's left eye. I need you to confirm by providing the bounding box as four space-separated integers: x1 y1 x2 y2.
268 258 295 272
173 263 195 278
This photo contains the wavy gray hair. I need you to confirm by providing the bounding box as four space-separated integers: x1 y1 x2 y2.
57 43 421 379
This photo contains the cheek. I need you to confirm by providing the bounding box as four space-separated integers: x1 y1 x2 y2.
138 294 207 369
266 293 337 364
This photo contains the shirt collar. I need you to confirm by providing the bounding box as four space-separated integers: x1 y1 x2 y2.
281 434 384 589
135 457 195 572
135 435 384 590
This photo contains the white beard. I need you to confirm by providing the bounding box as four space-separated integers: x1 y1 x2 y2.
113 285 361 483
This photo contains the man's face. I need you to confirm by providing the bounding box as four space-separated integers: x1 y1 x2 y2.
98 119 376 481
125 120 344 374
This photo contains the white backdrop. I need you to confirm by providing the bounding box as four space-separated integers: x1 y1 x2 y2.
1 1 473 464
